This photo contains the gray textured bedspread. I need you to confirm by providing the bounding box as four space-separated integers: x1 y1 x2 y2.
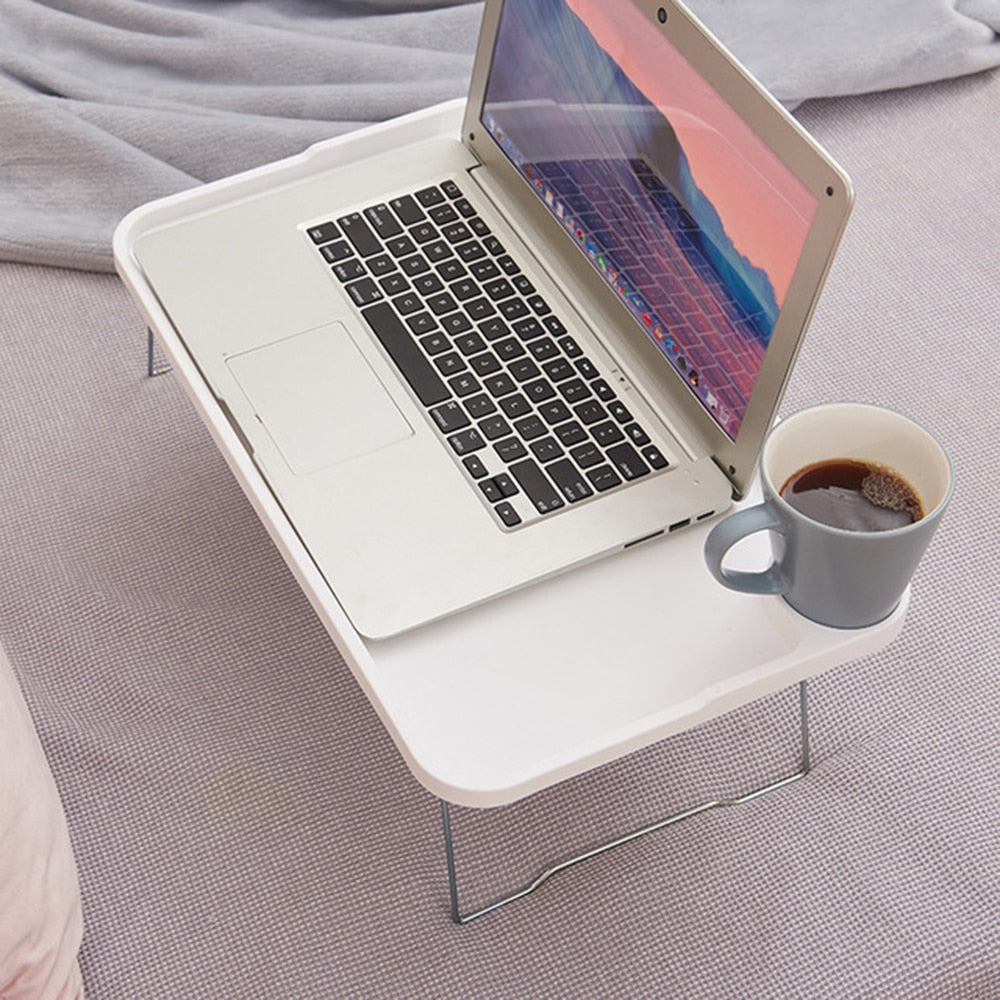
1 0 998 271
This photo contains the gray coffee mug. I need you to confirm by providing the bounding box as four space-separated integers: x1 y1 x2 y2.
704 402 953 628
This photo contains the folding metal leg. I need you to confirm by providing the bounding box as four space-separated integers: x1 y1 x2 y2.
146 327 172 377
440 678 812 924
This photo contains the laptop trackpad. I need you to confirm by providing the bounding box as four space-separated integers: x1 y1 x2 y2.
226 322 413 475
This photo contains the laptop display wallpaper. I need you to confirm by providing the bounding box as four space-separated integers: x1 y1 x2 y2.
482 0 818 439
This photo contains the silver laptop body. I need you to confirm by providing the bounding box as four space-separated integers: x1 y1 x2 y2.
124 0 853 638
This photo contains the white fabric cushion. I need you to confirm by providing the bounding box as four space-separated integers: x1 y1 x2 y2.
0 644 85 1000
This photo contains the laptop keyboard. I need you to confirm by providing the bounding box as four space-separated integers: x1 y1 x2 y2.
305 178 669 528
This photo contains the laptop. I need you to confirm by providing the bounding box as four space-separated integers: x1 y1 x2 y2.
121 0 852 638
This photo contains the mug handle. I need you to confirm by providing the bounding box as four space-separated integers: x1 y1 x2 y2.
703 503 789 595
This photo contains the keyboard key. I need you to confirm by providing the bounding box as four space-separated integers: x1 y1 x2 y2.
430 401 470 433
499 393 532 418
495 501 522 527
570 441 603 468
574 400 607 425
478 317 509 340
587 464 622 492
642 444 669 469
360 302 449 406
591 378 617 402
538 400 572 425
333 259 366 282
495 337 526 362
592 421 625 447
513 318 545 341
456 240 487 262
478 415 512 440
440 180 462 200
346 277 384 307
454 332 487 356
463 454 488 479
547 459 595 503
337 213 381 257
527 337 559 361
558 378 591 404
424 240 454 263
450 278 480 302
442 222 474 244
390 194 425 225
386 235 417 258
448 373 480 397
508 358 540 383
484 373 517 397
399 255 431 276
509 460 564 514
441 312 472 335
479 478 503 503
416 185 447 207
530 436 564 463
513 414 546 440
427 292 459 316
554 420 588 446
418 331 448 354
465 393 497 419
392 291 422 316
448 428 485 455
493 473 519 498
410 222 438 244
436 259 467 282
307 221 340 244
499 298 530 321
559 335 582 357
606 442 650 480
624 423 651 445
608 400 634 423
379 272 409 296
407 312 437 336
320 240 352 264
413 273 444 296
370 249 404 275
470 353 502 376
494 437 528 463
523 378 556 403
542 358 575 382
429 203 460 225
470 259 501 281
484 278 516 301
434 352 466 376
364 204 403 239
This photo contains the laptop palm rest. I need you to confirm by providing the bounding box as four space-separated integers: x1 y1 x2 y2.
226 322 413 476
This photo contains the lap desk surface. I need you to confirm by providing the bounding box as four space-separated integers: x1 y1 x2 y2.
116 100 905 809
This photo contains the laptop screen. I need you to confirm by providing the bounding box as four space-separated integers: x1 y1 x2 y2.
480 0 818 441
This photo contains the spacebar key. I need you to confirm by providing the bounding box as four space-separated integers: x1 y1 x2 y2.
360 302 450 406
510 460 565 514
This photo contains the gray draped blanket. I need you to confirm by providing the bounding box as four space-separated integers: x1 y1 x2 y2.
1 0 998 272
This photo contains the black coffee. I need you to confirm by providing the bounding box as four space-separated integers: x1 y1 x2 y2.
779 459 923 532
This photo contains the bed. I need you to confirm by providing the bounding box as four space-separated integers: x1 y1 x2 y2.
2 2 999 996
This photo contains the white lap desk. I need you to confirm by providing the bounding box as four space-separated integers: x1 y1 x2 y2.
115 100 906 812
